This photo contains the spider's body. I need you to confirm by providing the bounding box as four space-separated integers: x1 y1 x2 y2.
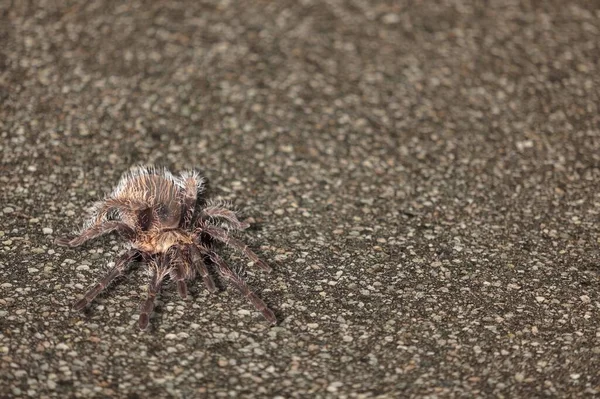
136 229 193 254
56 166 276 330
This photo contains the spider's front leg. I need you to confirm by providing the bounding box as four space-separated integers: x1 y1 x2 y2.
169 248 201 299
138 254 170 330
198 245 277 325
199 225 271 272
55 221 135 247
187 245 217 293
73 249 140 311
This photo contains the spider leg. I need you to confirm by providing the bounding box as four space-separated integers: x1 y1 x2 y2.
169 249 197 299
200 225 271 272
138 260 169 330
188 245 217 293
73 249 139 311
179 171 205 229
176 279 188 300
56 222 135 247
201 205 250 230
199 246 276 325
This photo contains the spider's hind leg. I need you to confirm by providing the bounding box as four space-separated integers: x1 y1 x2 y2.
201 226 271 272
201 201 250 231
57 197 136 247
56 221 135 248
179 171 206 229
73 249 139 311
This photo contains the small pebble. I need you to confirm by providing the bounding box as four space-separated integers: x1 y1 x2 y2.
14 370 27 378
327 381 343 392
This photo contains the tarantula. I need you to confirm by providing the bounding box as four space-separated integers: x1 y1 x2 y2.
56 165 276 330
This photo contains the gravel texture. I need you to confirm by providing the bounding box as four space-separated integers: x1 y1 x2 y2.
2 1 600 397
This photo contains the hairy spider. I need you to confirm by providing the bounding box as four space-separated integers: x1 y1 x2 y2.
56 165 276 330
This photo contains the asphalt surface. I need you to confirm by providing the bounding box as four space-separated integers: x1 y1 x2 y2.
1 1 600 398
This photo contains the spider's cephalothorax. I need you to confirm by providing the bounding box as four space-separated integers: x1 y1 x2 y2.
56 166 276 330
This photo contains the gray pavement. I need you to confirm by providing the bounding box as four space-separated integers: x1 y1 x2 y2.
1 1 600 397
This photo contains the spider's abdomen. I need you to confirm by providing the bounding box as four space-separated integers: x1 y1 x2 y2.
137 207 155 231
117 172 183 230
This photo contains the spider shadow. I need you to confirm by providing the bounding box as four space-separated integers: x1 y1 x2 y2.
245 222 265 232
